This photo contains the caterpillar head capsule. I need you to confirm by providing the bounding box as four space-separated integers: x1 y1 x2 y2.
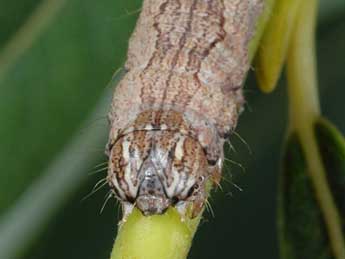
107 129 214 220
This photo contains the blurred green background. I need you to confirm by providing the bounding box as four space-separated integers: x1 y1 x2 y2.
0 1 344 258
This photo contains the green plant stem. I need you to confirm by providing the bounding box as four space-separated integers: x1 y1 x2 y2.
286 0 345 258
110 208 202 259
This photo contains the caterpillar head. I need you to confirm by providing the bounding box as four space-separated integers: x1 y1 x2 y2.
107 129 215 219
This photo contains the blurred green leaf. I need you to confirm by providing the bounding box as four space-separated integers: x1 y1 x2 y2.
0 0 140 257
0 89 111 258
319 0 345 23
0 0 140 214
0 0 41 48
315 119 345 221
279 120 345 259
279 133 333 259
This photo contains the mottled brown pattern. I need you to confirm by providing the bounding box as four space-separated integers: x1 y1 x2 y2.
110 0 262 141
133 109 186 130
108 137 128 199
107 0 263 218
154 131 179 187
130 131 151 176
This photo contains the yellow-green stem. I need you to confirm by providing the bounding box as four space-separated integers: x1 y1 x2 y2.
286 0 345 258
110 208 201 259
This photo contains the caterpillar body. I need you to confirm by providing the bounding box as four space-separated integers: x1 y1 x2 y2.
106 0 263 219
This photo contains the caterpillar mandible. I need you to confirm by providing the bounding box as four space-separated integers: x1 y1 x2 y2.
106 0 263 220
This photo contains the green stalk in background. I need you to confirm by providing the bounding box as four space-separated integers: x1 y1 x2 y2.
278 0 345 258
285 0 345 257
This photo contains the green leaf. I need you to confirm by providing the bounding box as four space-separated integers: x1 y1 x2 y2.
0 0 41 48
279 133 334 259
0 0 140 214
279 122 345 259
315 119 345 223
0 0 140 257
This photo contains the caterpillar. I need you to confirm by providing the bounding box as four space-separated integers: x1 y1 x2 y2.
106 0 263 220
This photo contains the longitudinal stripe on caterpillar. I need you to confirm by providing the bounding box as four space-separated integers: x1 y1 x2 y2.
106 0 263 220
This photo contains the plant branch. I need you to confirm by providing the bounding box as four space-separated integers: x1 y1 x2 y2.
110 208 202 259
286 0 345 257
